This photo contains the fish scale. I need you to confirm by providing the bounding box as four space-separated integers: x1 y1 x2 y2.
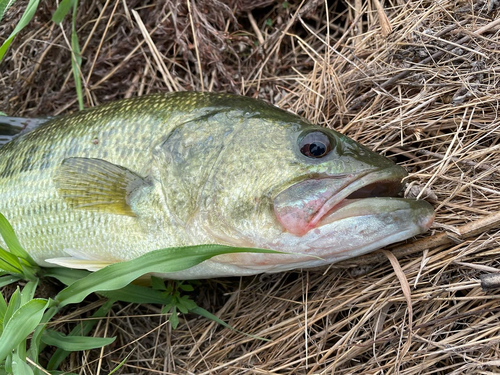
0 92 434 279
0 93 218 265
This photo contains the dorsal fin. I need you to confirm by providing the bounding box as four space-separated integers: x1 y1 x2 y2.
54 157 147 216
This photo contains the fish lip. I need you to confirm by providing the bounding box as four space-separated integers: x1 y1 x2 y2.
317 197 436 231
306 166 407 231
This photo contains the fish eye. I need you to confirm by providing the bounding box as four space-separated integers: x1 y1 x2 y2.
299 131 333 159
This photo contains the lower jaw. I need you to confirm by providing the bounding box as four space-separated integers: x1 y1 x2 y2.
214 198 434 271
317 197 435 229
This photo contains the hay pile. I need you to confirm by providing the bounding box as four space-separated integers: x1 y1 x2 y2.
2 0 500 373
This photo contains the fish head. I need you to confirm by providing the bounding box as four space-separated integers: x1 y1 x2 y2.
155 96 434 273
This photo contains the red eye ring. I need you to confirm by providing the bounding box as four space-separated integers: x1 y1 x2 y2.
299 131 332 158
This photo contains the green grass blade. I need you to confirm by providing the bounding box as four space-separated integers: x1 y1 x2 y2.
0 274 21 288
47 299 114 370
0 0 17 23
99 283 172 304
55 245 279 308
11 352 33 375
28 304 58 369
0 293 6 331
70 1 83 110
0 246 23 274
15 339 27 370
0 0 40 62
0 299 47 362
3 287 21 330
51 0 74 24
0 212 36 266
20 280 38 305
51 0 84 109
108 352 132 375
41 330 115 351
43 268 91 286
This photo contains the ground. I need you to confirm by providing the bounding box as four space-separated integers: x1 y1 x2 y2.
1 0 500 373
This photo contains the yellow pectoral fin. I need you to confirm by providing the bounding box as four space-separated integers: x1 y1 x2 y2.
45 257 116 272
54 157 150 216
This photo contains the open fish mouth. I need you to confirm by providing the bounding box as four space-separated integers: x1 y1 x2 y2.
274 166 435 236
215 167 434 273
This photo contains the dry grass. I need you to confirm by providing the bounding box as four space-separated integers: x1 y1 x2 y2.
2 0 500 373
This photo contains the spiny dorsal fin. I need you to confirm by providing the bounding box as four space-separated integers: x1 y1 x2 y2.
54 157 146 216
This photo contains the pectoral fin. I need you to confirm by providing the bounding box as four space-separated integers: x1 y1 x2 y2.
54 157 148 216
45 257 114 271
45 247 119 271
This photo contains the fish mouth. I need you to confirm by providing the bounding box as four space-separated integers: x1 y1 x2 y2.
274 165 434 236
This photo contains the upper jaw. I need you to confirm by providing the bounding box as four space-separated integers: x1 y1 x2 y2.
273 165 408 236
307 166 407 230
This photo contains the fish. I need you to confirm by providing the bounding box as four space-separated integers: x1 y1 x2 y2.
0 92 435 279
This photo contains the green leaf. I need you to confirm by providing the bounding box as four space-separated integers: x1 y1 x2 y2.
14 339 27 370
20 280 38 305
99 284 172 305
0 0 17 23
41 329 115 351
169 307 179 329
108 352 131 375
160 303 174 314
55 245 279 308
0 211 36 266
151 276 166 291
0 274 21 288
28 304 58 369
4 354 12 374
0 0 40 63
0 292 6 313
178 296 197 311
43 267 91 286
175 300 188 314
0 293 6 331
11 352 33 375
3 288 21 330
178 283 194 292
0 299 47 362
47 299 114 370
51 0 75 24
0 246 23 275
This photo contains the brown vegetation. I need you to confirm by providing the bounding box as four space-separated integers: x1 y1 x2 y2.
2 0 500 373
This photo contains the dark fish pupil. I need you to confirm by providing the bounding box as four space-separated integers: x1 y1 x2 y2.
299 131 333 159
309 142 326 157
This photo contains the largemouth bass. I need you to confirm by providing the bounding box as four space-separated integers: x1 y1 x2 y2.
0 92 434 279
